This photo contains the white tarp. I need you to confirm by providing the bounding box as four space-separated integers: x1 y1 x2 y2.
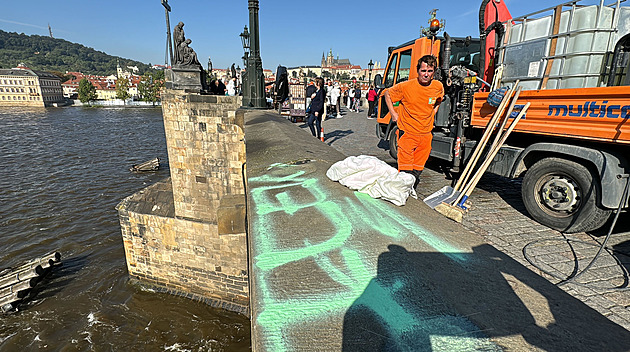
326 155 416 206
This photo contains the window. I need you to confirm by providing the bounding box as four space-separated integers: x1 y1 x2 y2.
384 53 399 88
396 50 413 84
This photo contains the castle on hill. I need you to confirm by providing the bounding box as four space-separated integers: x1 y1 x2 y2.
321 49 351 68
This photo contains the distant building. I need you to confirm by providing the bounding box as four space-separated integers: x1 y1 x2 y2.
286 66 322 79
0 64 63 107
321 49 351 68
62 65 142 101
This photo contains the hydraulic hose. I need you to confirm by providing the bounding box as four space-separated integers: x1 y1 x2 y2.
523 175 630 289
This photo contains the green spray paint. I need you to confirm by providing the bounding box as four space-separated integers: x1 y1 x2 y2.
249 163 495 351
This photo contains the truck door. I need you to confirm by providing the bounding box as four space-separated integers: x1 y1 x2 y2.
377 52 399 119
377 50 413 159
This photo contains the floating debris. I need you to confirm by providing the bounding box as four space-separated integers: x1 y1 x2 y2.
130 157 160 172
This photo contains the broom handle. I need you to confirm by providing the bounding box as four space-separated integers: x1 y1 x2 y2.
453 81 519 192
456 102 531 207
487 87 522 154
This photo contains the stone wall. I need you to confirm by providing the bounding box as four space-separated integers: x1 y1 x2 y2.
117 91 249 314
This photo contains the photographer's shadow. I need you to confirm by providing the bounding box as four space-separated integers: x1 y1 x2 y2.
342 244 630 351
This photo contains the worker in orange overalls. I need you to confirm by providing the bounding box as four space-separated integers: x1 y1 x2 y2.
384 55 444 190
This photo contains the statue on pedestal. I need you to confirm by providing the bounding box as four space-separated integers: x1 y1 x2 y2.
166 20 206 91
172 21 201 68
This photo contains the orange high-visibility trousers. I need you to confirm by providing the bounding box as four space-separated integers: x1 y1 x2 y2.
397 130 432 172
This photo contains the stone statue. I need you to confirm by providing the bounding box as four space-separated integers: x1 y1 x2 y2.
177 39 201 66
173 21 185 65
207 57 213 73
172 21 201 68
231 64 236 81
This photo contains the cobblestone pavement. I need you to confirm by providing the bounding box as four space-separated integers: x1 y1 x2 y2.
297 104 630 331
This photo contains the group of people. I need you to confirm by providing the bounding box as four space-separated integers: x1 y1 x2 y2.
208 77 239 96
306 55 444 192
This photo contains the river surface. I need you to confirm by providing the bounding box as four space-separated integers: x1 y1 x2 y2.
0 107 250 351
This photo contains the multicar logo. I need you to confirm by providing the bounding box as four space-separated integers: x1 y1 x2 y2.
548 101 630 118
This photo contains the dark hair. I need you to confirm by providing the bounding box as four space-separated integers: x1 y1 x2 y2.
315 77 324 88
417 55 438 71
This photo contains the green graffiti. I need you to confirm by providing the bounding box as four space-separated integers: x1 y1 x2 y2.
249 163 493 351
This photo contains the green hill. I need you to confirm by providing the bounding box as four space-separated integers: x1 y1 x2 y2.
0 30 152 76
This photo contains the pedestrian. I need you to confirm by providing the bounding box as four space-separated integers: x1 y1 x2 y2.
226 77 236 96
383 55 444 190
305 81 317 115
307 77 326 139
348 86 354 110
352 84 361 112
325 80 333 118
333 83 342 118
330 82 341 118
367 84 378 119
213 79 227 95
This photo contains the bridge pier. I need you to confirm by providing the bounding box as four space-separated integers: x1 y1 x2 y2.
117 90 249 314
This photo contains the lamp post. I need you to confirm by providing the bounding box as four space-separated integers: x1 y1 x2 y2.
368 59 374 86
242 0 266 108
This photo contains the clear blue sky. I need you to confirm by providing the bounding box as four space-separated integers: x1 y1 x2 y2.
1 0 583 72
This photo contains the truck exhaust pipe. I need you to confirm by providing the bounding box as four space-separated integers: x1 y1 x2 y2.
442 32 452 74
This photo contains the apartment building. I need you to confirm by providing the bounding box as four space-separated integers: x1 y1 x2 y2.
0 64 64 107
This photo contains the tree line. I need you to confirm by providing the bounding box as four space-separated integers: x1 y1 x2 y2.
0 30 153 77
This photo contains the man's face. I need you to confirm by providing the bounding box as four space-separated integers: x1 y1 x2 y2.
417 62 435 85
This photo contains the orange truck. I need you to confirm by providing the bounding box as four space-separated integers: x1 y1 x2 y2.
375 0 630 233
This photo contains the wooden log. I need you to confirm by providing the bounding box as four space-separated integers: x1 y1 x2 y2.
10 252 61 274
0 278 37 299
0 292 19 313
0 266 43 290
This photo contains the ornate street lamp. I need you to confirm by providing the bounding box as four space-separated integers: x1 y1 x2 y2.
239 26 250 53
368 59 374 85
239 26 250 101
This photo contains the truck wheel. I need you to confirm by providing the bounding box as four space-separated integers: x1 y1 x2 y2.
522 157 611 233
388 126 398 160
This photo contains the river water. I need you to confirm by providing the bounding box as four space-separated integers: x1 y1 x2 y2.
0 107 250 351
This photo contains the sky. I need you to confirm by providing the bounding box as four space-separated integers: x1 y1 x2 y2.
0 0 598 73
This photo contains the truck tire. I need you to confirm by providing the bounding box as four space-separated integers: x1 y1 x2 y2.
522 157 611 233
388 126 398 160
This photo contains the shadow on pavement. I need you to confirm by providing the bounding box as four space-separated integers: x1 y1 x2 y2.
377 139 389 152
342 244 630 351
325 129 353 145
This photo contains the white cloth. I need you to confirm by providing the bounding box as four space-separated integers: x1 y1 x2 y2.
326 155 417 206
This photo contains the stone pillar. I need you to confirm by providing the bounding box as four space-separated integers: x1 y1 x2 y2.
117 90 249 314
161 92 244 223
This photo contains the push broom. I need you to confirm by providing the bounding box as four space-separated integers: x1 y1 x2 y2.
435 102 531 223
423 81 519 209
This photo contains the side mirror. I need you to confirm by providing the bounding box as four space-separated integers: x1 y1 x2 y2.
374 74 384 89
